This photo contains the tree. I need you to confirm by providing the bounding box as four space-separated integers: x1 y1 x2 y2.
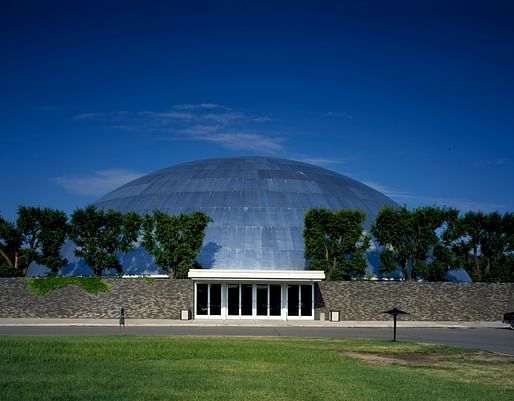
17 206 69 275
0 207 69 276
303 208 369 280
448 211 514 282
371 205 458 281
70 205 141 276
141 210 212 279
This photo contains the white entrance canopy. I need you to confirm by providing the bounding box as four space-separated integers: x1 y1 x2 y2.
188 269 325 282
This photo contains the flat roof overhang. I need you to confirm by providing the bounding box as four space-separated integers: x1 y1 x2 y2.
188 269 325 282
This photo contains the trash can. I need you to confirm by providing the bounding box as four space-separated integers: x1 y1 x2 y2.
180 309 191 320
330 311 340 322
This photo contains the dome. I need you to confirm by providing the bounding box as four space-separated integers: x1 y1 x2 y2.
29 156 396 275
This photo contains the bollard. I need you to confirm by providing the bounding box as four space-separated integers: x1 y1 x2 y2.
119 307 126 327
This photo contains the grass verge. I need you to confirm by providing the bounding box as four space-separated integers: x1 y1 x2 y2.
0 336 512 401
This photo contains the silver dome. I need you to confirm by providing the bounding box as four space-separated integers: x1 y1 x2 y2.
29 156 396 275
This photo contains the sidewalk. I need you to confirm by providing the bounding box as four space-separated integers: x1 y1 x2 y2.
0 318 507 328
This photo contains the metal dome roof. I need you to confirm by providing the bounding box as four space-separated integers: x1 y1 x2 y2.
99 156 395 271
29 156 397 275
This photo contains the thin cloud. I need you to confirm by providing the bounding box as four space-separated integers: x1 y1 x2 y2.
139 111 197 121
292 156 346 166
362 180 504 211
72 104 278 153
73 111 130 121
405 196 505 212
319 111 353 120
251 116 273 123
361 181 412 198
489 158 509 165
35 105 58 111
173 103 232 111
193 132 285 152
73 112 105 120
54 169 144 197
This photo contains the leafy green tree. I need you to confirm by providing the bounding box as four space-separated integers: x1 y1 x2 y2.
0 207 69 276
141 210 212 279
448 211 514 282
17 206 69 275
70 205 141 276
304 208 369 280
371 205 458 281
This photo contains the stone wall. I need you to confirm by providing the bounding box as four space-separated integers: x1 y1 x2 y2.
0 278 193 319
1 278 512 321
315 281 514 321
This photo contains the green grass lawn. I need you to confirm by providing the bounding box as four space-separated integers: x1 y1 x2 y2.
0 336 512 401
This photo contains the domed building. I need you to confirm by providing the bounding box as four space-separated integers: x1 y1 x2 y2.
30 156 397 320
97 156 394 269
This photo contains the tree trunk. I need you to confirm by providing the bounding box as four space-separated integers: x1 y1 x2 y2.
485 258 491 276
0 248 13 269
324 245 330 274
473 246 481 281
404 258 412 281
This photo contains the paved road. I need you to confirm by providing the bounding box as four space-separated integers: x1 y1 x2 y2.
1 326 512 355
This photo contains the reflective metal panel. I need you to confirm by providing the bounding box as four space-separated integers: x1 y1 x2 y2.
28 156 396 276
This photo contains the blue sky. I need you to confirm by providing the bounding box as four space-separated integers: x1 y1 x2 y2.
1 1 513 221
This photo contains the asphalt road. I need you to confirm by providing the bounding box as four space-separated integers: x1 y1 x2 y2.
1 326 512 355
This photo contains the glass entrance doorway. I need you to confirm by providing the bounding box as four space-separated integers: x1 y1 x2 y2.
194 283 314 320
196 283 222 317
256 285 282 317
287 284 313 317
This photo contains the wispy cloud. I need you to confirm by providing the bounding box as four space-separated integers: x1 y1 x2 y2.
319 111 352 120
361 181 412 199
35 105 58 111
362 180 504 211
53 169 144 197
73 104 281 153
488 158 509 165
173 103 232 111
195 133 284 151
292 156 346 166
73 112 105 120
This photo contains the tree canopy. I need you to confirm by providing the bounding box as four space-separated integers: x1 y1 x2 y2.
371 205 458 281
141 210 212 278
2 201 513 283
69 205 141 276
304 208 369 280
0 207 69 276
446 211 514 282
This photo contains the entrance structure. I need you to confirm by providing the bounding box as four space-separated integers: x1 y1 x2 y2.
188 269 324 320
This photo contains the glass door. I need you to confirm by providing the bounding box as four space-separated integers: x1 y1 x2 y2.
287 284 313 319
195 283 222 317
241 284 253 316
210 284 222 316
256 285 268 316
227 284 240 316
269 285 282 317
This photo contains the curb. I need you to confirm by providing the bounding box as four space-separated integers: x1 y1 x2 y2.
0 318 507 329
